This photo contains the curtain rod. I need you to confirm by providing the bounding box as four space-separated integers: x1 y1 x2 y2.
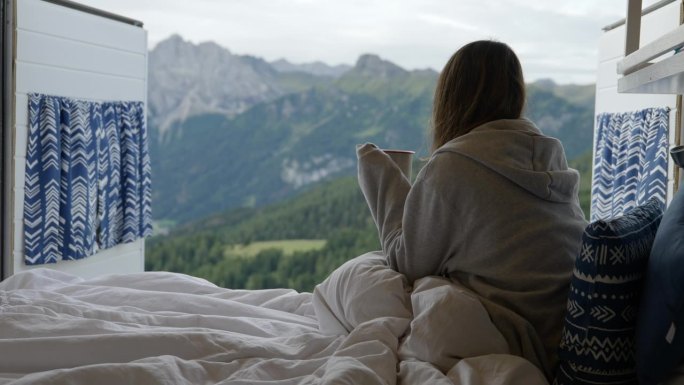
41 0 143 28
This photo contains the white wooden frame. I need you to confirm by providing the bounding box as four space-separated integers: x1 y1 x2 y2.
3 0 148 279
618 0 684 94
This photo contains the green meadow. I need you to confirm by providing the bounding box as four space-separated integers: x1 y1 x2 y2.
225 239 327 258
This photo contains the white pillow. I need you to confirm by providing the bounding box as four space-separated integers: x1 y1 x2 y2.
399 276 509 372
313 251 412 335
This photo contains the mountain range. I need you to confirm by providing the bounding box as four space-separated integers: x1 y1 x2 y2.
147 35 595 227
149 35 353 135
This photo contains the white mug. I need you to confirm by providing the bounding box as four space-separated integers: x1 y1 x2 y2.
382 149 414 179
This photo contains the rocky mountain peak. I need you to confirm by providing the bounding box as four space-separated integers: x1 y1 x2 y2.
148 36 281 135
162 33 184 44
271 58 351 78
531 78 557 91
352 54 408 79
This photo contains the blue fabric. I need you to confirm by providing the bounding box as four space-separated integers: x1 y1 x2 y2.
554 198 663 385
636 188 684 385
591 108 670 222
24 94 152 265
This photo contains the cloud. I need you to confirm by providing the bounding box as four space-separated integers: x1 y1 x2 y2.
82 0 633 83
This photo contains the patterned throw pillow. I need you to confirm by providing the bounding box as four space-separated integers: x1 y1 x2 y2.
554 198 663 385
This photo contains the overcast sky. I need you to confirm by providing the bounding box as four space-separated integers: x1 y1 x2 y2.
83 0 659 84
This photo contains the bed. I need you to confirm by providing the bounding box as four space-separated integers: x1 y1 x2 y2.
0 252 548 385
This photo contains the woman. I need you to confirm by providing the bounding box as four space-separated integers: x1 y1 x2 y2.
356 40 587 377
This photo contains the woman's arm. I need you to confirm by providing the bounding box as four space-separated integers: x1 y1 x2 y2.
357 144 455 283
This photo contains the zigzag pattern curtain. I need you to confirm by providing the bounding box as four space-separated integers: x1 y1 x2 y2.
24 94 152 265
591 107 670 222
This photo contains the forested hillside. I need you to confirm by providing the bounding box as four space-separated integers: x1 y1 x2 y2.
146 152 592 292
146 176 379 290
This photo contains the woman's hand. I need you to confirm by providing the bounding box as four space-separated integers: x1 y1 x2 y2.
356 143 379 158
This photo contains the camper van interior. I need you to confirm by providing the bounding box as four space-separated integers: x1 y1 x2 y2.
1 0 684 384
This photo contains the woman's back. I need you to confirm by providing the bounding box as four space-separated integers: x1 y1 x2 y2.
431 118 587 372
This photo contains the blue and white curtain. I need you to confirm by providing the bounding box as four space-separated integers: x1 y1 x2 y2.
591 107 670 222
24 94 152 265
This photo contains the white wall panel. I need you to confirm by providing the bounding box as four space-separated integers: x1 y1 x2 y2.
597 60 619 90
17 30 146 79
595 86 676 113
13 242 143 279
12 188 24 225
14 125 27 158
15 94 27 126
599 28 627 63
9 0 148 278
16 64 145 100
18 0 146 54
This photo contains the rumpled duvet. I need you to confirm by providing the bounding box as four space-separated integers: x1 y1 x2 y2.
0 253 548 385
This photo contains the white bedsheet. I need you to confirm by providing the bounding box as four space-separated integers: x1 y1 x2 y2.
0 267 549 385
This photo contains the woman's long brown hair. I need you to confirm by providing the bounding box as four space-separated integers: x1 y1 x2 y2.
431 40 526 152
